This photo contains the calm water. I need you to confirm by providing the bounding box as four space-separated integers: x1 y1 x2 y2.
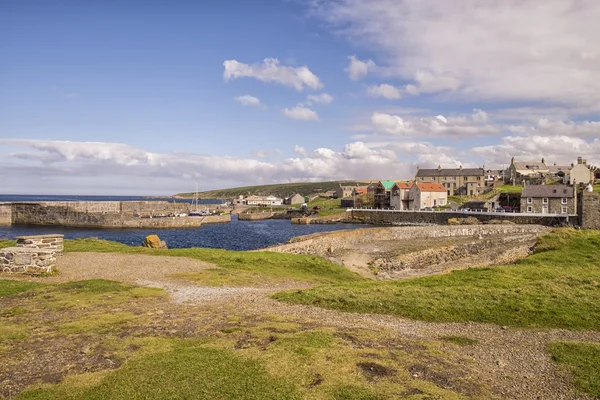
0 215 366 250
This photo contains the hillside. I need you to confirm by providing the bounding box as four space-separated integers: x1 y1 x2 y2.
175 181 373 199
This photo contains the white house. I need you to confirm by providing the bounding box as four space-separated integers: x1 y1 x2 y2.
569 157 594 185
409 182 447 210
390 182 412 210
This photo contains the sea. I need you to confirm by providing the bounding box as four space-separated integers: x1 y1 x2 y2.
0 195 368 250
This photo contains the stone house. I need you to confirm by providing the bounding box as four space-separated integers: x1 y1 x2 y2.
547 163 572 183
415 166 485 196
390 182 412 210
507 158 549 184
284 193 305 205
336 184 368 199
569 157 594 185
521 185 575 214
409 182 447 210
374 181 396 209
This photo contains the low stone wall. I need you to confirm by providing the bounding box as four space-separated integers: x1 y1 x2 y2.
16 234 64 254
579 191 600 229
263 224 551 256
1 247 56 274
238 212 285 221
0 204 12 225
351 209 573 227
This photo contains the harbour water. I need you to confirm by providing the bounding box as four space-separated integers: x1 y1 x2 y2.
0 194 367 250
0 215 367 250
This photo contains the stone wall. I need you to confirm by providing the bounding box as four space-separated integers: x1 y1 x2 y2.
9 202 229 228
350 209 573 227
16 234 64 254
263 224 551 255
580 191 600 229
1 247 56 274
0 204 12 225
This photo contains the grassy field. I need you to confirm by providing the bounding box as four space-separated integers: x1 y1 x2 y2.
1 278 492 399
64 239 363 286
274 229 600 330
550 342 600 397
176 181 372 199
594 184 600 193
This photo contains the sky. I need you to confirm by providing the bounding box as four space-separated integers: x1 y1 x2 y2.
1 0 599 195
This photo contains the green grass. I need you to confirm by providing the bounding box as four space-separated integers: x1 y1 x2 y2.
65 238 364 286
550 341 600 397
498 185 523 194
594 184 600 193
273 229 600 329
176 181 372 199
0 239 16 248
18 343 301 400
0 280 45 297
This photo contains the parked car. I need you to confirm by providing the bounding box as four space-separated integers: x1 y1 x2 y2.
421 207 434 211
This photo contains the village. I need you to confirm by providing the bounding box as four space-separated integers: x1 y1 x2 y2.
232 156 600 216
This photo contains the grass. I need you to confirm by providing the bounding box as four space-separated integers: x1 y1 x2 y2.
176 181 372 200
65 238 364 286
498 184 523 194
0 280 45 297
594 184 600 193
273 229 600 329
550 341 600 397
0 239 16 248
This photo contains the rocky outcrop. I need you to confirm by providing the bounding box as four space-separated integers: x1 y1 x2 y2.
142 235 167 249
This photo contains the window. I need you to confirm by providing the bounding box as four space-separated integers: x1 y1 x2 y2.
563 189 567 194
553 189 557 193
527 197 532 204
439 199 445 205
452 177 457 181
444 177 448 181
561 198 568 204
561 207 567 214
542 198 548 204
419 177 424 181
527 206 532 213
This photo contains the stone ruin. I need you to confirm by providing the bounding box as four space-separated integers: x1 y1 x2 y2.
0 234 64 274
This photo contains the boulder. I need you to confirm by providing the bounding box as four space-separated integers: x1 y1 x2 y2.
142 234 167 249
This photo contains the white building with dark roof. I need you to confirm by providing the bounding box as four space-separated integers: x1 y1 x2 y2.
415 165 485 196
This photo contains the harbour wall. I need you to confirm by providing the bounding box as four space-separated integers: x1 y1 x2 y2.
1 201 230 229
350 209 574 227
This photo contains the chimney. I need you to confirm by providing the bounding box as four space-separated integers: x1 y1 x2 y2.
459 165 463 170
437 165 441 171
511 157 515 164
578 156 583 164
541 157 545 164
584 159 587 165
416 166 420 171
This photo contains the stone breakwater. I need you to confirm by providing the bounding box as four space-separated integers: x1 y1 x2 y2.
263 224 551 256
1 201 230 229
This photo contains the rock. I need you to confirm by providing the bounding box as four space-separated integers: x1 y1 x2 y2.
142 234 168 249
448 217 480 225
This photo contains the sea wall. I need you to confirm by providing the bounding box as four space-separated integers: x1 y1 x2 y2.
263 224 551 256
9 202 230 228
0 204 12 225
350 209 573 227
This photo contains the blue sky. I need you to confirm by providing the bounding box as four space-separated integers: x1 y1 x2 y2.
1 0 599 194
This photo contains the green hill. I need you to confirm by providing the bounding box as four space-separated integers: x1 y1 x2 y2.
175 181 373 199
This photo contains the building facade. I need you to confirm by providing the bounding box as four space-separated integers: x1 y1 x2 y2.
390 182 412 210
520 185 575 214
284 193 305 205
569 157 594 185
415 166 485 196
374 181 396 209
409 182 447 210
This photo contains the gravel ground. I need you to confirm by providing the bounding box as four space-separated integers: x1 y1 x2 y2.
8 252 600 399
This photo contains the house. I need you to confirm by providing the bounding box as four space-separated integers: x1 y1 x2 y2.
409 182 447 210
415 165 485 196
264 195 283 205
374 181 396 208
390 182 412 210
520 185 575 214
353 186 368 196
569 157 594 185
507 158 549 184
340 197 363 208
284 193 305 205
337 185 355 199
243 195 283 206
323 190 337 198
547 163 572 183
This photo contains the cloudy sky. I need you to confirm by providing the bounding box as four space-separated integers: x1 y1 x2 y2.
2 0 599 195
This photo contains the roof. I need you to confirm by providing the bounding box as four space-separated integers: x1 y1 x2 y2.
547 165 572 174
392 182 412 189
512 161 548 171
378 181 396 190
521 185 574 198
414 182 446 192
416 168 484 177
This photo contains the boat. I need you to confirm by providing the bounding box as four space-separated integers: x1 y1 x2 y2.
189 182 203 216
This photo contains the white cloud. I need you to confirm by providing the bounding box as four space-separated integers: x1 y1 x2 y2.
345 55 377 81
234 95 265 108
294 145 308 156
223 58 322 91
370 109 499 138
306 93 334 104
0 139 418 193
282 105 320 121
473 135 600 167
311 0 600 106
251 149 281 159
508 119 600 138
367 84 402 99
